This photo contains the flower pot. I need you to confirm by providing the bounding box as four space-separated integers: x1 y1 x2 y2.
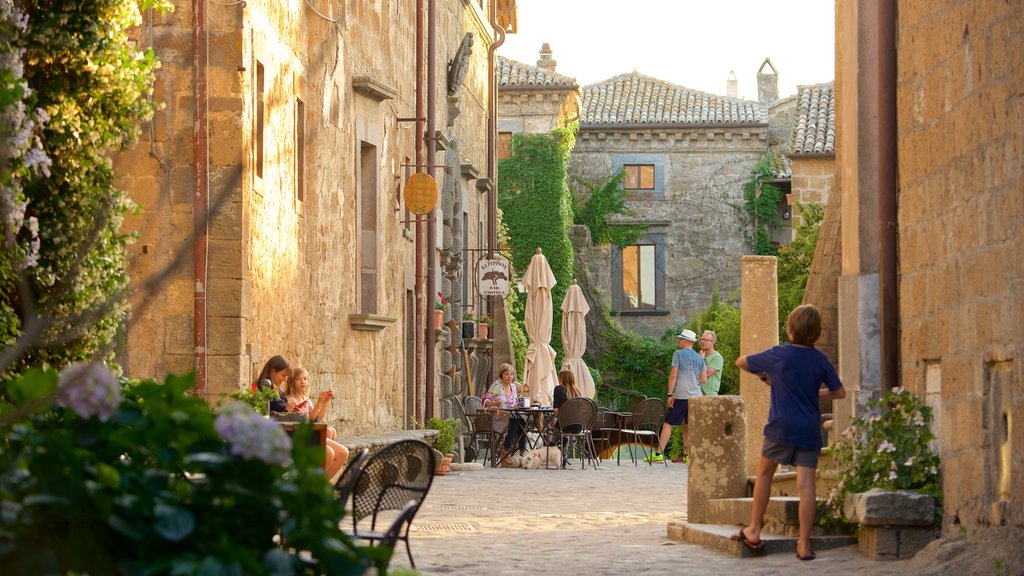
434 453 453 475
478 322 489 340
461 320 475 339
434 309 444 330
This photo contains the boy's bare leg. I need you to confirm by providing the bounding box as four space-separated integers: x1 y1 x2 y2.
795 465 817 557
745 455 779 542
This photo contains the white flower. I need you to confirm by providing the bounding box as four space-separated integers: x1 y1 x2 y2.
56 362 122 421
878 439 896 453
888 470 898 481
215 402 291 467
904 456 916 467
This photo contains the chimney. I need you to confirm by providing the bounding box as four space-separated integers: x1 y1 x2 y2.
537 43 557 73
757 58 778 102
727 70 738 98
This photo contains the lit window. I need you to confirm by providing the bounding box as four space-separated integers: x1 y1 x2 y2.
621 244 656 310
623 164 655 190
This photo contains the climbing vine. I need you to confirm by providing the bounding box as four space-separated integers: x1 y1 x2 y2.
498 127 576 361
572 170 647 248
776 202 824 343
739 153 786 255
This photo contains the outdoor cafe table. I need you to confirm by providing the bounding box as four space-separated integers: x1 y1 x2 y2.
499 406 555 450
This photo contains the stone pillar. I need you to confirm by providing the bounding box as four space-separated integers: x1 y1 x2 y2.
740 255 779 476
687 396 748 523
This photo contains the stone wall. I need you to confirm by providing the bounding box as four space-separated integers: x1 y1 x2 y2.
895 1 1023 535
118 0 495 435
498 88 579 134
790 155 836 226
569 127 767 338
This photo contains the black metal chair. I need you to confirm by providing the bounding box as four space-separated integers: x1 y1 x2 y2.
346 439 436 568
619 398 667 467
374 500 419 572
333 447 370 506
555 397 599 469
589 409 620 461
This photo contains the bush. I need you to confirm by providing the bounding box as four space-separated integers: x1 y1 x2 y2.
0 365 381 574
823 388 943 527
426 417 458 456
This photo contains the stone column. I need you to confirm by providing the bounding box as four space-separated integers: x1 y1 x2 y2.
740 255 779 476
687 395 747 523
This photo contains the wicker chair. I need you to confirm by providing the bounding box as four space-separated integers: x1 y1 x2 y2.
346 439 436 568
555 397 599 469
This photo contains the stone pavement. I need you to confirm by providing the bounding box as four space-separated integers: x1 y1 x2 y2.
386 459 920 575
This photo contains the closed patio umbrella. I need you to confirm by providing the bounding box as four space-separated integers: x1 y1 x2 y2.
561 279 596 399
522 248 558 406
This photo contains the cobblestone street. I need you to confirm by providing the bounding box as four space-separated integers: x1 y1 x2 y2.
388 460 916 575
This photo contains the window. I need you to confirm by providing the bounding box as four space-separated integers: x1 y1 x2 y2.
621 244 657 310
255 61 265 179
498 131 513 159
623 164 655 190
358 142 378 314
295 97 305 205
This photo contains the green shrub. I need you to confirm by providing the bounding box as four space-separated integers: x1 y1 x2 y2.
426 417 458 456
0 366 380 574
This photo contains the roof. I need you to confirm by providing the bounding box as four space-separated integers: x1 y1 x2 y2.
790 82 836 155
580 71 763 126
496 56 577 89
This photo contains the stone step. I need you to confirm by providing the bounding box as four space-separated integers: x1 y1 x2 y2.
666 522 858 558
705 497 835 536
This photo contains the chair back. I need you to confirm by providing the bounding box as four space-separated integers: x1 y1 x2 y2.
557 397 597 434
350 439 436 531
463 395 483 415
637 398 667 430
592 409 619 431
334 447 370 504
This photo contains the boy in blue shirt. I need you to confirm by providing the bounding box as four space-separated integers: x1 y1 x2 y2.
733 304 845 561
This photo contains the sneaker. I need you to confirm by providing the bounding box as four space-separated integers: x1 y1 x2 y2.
671 455 688 464
644 452 664 463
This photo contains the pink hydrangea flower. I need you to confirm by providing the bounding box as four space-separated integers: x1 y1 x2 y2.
215 402 291 467
56 362 122 421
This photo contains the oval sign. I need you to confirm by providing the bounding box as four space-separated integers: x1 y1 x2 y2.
404 172 438 215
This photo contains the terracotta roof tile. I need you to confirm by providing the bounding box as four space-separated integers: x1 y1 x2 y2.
496 56 577 88
790 82 836 154
580 71 763 125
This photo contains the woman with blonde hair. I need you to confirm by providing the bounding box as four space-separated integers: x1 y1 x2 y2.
285 367 349 479
482 362 526 466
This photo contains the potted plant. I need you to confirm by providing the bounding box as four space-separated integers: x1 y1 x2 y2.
461 311 475 339
434 292 448 330
426 416 458 475
477 315 493 339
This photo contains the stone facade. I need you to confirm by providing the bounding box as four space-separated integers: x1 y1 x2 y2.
835 0 1024 551
117 0 500 434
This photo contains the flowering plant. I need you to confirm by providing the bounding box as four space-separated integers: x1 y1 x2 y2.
228 380 281 415
0 366 380 573
823 387 942 526
479 314 494 326
434 291 448 311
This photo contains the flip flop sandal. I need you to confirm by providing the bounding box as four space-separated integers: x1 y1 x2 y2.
730 528 765 551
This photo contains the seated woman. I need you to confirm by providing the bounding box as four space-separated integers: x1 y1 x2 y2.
286 368 349 479
482 363 527 467
552 370 582 468
256 355 293 413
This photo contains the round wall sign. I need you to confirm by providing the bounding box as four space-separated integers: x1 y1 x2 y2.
404 172 438 215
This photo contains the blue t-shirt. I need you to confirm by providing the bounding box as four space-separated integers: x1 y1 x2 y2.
746 344 842 449
671 347 705 399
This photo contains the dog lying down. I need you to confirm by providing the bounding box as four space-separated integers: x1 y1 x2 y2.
510 446 562 469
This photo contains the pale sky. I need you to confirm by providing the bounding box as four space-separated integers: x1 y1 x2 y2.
497 0 835 99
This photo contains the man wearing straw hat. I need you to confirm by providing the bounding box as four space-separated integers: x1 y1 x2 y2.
646 329 706 462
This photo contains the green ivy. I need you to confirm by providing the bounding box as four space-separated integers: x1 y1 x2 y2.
683 288 741 396
776 202 824 343
2 0 169 373
739 154 786 255
572 170 647 248
498 128 576 362
496 210 528 376
592 326 675 409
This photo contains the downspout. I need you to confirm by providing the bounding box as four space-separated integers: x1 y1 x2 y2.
486 0 508 381
414 0 425 425
192 0 208 397
877 0 899 392
424 0 437 419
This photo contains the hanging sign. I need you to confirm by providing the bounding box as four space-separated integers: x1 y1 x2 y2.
404 172 438 215
477 255 511 297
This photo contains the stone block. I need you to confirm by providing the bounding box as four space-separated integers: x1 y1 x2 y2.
687 396 748 523
858 525 937 560
207 315 245 356
843 488 935 526
206 354 248 394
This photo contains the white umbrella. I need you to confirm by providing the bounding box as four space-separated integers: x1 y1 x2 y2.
521 248 558 405
561 279 596 399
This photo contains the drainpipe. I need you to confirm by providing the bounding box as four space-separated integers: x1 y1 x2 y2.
192 0 208 397
876 0 899 392
485 0 508 382
424 0 437 419
414 0 425 426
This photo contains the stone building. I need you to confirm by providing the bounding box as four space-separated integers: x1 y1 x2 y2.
834 0 1023 563
116 0 512 433
571 71 769 338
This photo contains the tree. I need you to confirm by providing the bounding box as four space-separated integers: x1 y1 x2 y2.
1 0 168 373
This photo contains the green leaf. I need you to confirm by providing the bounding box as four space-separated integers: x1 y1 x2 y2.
263 548 295 576
4 368 59 404
154 503 195 542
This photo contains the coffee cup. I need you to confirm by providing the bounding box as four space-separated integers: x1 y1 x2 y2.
522 397 531 408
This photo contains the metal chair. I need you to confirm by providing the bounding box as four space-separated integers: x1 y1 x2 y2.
619 398 668 467
333 447 370 506
615 396 647 466
346 439 436 568
459 396 485 462
373 500 419 572
555 397 599 469
589 409 620 461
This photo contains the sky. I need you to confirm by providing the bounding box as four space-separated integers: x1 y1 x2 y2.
496 0 835 99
